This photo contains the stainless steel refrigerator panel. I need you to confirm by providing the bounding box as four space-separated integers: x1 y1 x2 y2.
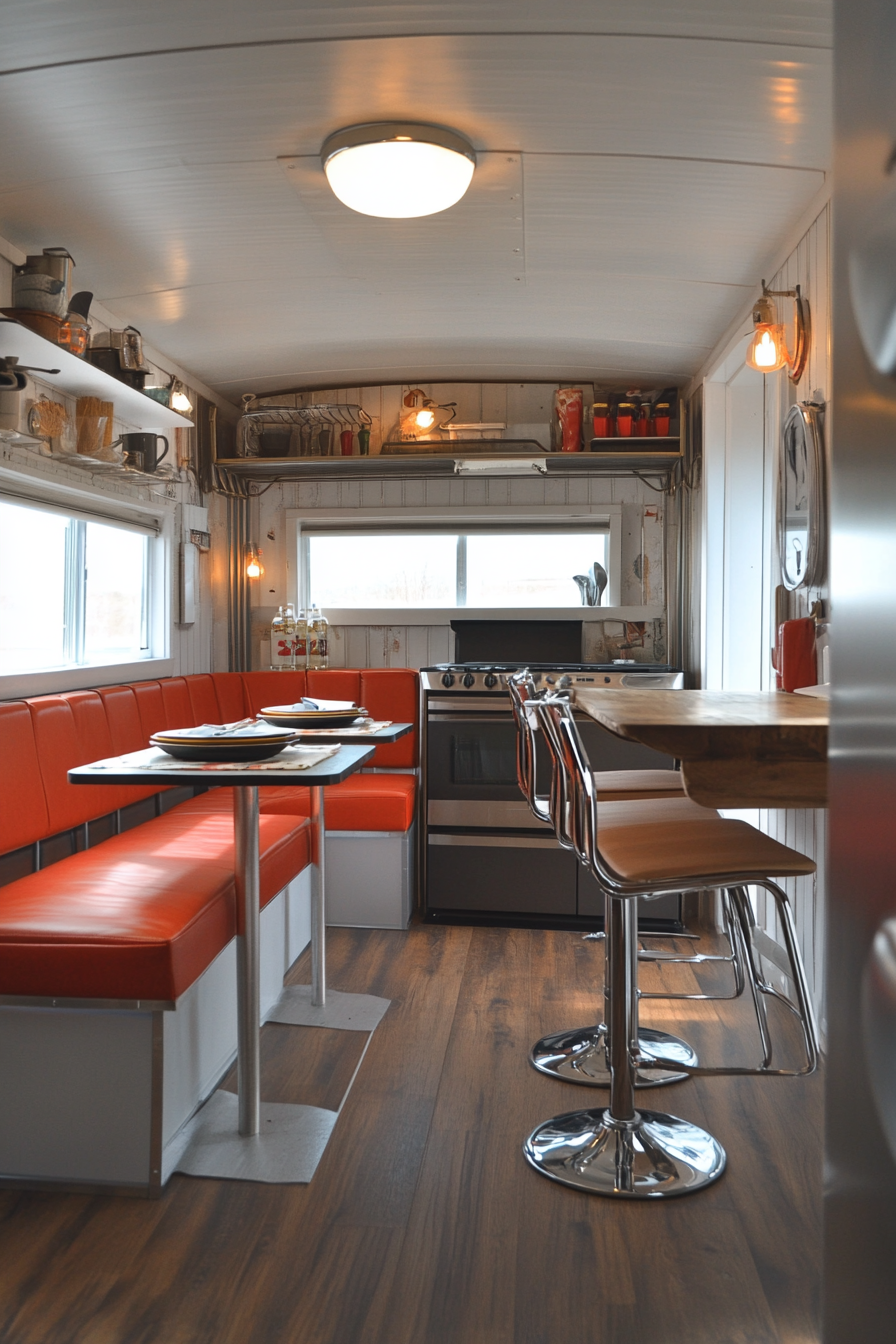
828 4 896 1335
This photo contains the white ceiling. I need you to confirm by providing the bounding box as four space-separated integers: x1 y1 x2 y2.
0 1 832 398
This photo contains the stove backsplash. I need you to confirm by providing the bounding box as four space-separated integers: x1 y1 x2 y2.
583 618 666 665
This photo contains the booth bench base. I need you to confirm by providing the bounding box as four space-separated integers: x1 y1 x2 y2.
0 869 312 1197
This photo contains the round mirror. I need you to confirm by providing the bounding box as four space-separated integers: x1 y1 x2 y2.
779 402 826 590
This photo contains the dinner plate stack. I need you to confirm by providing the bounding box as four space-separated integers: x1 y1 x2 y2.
258 698 365 729
150 722 300 762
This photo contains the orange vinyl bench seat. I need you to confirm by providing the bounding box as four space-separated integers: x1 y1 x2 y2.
0 810 310 1002
176 772 417 832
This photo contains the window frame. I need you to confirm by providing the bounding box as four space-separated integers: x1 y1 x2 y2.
288 506 627 621
0 476 173 699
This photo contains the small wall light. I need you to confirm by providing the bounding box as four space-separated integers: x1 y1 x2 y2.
246 545 265 579
170 379 193 413
399 387 456 440
745 281 810 383
321 122 476 218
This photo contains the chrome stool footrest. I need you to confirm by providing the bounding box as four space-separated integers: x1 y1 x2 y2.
523 1106 727 1198
530 1024 697 1088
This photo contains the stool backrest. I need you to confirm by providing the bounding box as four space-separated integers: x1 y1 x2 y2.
507 672 553 827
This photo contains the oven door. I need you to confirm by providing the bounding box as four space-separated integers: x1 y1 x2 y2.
425 700 676 808
427 832 578 916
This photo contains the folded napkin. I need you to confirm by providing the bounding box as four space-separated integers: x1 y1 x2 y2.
84 745 341 772
293 719 393 736
157 720 289 740
299 698 358 712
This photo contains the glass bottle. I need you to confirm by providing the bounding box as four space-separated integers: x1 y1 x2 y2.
272 603 296 670
271 606 287 670
307 603 327 669
294 606 308 670
313 605 329 670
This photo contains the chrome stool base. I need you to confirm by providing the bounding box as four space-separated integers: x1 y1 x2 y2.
523 1106 726 1198
529 1025 697 1087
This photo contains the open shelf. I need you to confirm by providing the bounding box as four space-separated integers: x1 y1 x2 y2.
0 320 194 432
214 439 682 481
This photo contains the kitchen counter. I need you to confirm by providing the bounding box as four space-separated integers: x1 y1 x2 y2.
572 688 829 808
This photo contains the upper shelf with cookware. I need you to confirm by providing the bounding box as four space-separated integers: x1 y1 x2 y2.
0 321 193 431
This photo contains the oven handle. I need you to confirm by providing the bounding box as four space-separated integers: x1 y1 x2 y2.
427 711 512 723
426 698 506 714
428 833 560 849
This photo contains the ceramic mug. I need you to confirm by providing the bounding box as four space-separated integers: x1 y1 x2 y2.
120 431 168 472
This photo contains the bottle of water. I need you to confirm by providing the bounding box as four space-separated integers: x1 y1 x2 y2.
272 604 295 670
314 605 329 669
294 607 308 670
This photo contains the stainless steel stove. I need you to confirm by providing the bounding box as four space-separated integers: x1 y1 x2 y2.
420 660 684 927
420 661 684 694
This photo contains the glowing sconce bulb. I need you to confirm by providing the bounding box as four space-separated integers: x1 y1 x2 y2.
170 380 193 413
415 409 436 430
246 545 265 580
754 329 784 368
745 284 809 381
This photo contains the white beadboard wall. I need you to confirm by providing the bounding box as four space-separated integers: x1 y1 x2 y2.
245 446 672 672
755 203 830 1025
692 202 831 1024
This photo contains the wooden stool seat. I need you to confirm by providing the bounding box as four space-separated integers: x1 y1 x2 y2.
594 768 685 800
598 816 817 886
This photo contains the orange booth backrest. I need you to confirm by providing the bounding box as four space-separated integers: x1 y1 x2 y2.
0 702 51 854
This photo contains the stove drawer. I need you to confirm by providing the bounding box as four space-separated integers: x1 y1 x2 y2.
426 833 577 916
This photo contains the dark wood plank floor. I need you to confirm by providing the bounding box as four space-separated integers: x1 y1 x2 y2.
0 925 821 1344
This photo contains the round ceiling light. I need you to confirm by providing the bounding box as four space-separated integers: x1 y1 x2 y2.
320 122 476 219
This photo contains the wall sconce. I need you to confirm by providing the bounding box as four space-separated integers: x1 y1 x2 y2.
246 545 265 579
170 379 193 413
745 281 810 383
399 387 456 440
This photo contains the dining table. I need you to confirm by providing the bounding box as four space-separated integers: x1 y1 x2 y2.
572 688 829 809
68 723 410 1183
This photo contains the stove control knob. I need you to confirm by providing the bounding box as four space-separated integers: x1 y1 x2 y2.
604 676 611 684
441 672 455 688
462 673 476 688
558 675 572 689
484 673 498 688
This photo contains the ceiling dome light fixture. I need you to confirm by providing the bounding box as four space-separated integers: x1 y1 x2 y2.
321 122 476 219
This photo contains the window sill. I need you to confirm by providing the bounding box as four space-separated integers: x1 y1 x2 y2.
318 606 664 624
0 657 174 702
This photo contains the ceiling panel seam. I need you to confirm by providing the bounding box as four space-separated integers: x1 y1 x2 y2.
0 29 833 80
279 151 826 174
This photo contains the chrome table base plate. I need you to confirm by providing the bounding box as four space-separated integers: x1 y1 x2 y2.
268 985 391 1032
172 1090 338 1184
529 1025 697 1088
524 1106 726 1198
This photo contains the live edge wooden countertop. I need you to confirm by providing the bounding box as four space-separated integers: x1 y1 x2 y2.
573 688 829 809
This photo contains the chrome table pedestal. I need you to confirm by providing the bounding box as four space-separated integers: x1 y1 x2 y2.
176 773 370 1184
525 897 726 1198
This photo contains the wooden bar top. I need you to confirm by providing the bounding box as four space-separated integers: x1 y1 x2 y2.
573 688 829 809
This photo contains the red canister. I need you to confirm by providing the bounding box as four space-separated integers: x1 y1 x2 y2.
340 429 354 456
652 400 671 437
592 400 612 438
615 401 635 437
554 387 583 451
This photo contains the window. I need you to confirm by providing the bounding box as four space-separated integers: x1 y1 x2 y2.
0 499 152 674
303 527 609 609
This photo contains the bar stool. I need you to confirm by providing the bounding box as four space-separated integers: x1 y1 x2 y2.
507 672 744 1088
524 696 818 1198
